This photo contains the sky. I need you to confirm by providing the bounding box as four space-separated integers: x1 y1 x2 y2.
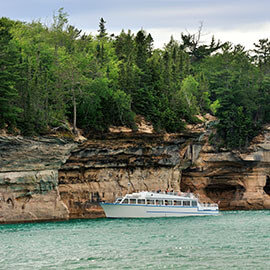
1 0 270 49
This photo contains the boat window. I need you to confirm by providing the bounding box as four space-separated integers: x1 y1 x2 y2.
137 199 145 204
156 200 163 205
174 200 182 205
129 199 136 204
147 199 155 205
192 200 197 207
164 200 173 205
183 200 190 206
122 199 128 204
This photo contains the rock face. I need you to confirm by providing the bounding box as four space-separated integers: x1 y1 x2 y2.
2 124 270 224
0 136 76 223
181 126 270 210
58 133 192 219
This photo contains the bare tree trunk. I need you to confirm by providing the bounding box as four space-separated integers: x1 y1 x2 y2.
72 88 77 135
71 70 77 135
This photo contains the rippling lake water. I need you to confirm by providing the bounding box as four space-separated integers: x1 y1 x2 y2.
0 211 270 269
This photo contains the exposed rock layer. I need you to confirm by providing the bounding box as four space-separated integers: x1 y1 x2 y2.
58 133 192 219
2 125 270 224
181 126 270 210
0 136 76 223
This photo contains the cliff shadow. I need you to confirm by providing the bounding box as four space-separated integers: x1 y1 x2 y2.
204 183 246 209
264 176 270 196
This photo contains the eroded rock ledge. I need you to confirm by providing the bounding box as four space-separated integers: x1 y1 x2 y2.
1 125 270 224
58 133 194 219
181 126 270 210
0 136 76 223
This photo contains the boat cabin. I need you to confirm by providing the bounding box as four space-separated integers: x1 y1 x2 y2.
115 193 198 207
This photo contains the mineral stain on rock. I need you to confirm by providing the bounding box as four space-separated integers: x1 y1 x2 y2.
0 136 75 223
1 123 270 223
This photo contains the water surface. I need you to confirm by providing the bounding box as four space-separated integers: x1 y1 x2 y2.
0 211 269 269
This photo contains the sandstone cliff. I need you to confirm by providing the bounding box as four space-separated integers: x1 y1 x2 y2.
181 125 270 210
1 122 270 224
58 133 194 219
0 136 76 223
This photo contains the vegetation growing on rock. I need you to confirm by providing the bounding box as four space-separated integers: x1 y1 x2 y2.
1 9 270 148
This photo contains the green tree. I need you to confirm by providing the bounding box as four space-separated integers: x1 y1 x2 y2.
2 12 270 145
253 38 270 73
199 44 260 148
173 75 199 122
253 39 270 123
180 25 224 62
0 17 21 129
97 18 107 39
77 78 134 131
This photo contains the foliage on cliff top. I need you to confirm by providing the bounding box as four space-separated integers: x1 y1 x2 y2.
1 9 270 149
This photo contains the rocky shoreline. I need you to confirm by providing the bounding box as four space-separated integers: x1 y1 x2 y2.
1 123 270 224
0 136 75 224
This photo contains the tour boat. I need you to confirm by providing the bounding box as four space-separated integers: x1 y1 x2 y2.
100 191 219 218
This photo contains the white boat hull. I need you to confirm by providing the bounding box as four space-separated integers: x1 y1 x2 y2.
100 203 219 218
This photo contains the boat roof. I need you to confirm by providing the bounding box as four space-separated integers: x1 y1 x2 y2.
123 191 197 200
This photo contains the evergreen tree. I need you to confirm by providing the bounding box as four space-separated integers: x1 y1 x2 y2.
253 39 270 73
198 44 260 148
97 18 107 38
2 12 270 149
0 17 21 129
253 39 270 123
180 25 224 62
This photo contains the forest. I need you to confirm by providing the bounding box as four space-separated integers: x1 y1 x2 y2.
1 8 270 149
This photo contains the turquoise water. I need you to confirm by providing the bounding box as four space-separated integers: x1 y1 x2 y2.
0 211 270 269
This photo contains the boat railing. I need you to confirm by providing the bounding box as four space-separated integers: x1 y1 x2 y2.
153 191 197 198
153 191 176 195
119 190 201 200
114 197 123 203
200 203 218 208
180 192 198 198
167 191 179 196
